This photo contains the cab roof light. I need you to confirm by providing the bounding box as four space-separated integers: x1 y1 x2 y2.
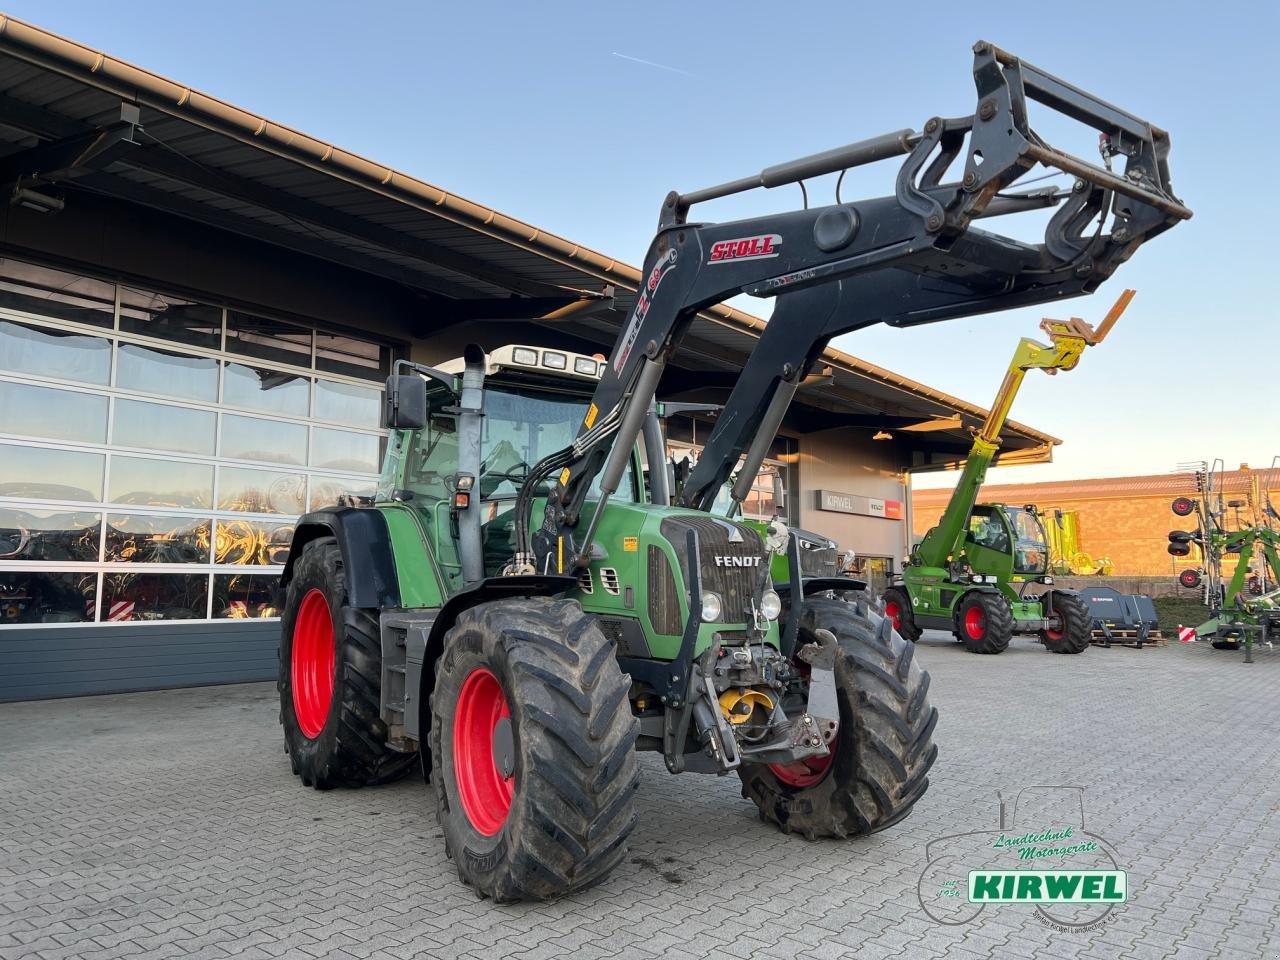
512 347 538 365
542 351 567 370
573 356 599 376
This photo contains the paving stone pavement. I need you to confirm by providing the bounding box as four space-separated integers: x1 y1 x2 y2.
3 632 1280 960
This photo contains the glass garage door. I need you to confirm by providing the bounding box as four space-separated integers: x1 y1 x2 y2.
0 257 394 627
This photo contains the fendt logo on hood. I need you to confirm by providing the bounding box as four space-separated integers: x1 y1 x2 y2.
708 234 781 264
714 555 762 568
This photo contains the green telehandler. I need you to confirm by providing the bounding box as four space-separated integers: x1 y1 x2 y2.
883 291 1134 654
276 43 1188 901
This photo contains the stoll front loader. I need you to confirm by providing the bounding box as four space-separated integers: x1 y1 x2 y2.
883 291 1135 655
276 42 1188 902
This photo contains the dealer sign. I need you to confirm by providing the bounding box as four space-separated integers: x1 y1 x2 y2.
817 489 903 520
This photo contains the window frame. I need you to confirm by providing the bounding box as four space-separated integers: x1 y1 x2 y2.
0 260 399 627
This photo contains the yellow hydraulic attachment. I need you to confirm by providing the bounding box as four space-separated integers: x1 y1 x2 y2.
975 288 1137 451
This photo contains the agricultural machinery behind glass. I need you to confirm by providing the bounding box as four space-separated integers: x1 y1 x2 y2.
883 292 1134 655
1169 459 1280 655
275 41 1188 902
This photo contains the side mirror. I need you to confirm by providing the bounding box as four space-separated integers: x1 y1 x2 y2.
772 474 786 516
384 374 427 429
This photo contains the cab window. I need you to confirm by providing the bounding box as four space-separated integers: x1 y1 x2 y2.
966 509 1010 553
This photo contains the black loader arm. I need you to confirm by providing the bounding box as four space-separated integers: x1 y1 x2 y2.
515 40 1188 572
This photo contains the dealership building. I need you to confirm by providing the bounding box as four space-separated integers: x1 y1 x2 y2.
0 16 1055 700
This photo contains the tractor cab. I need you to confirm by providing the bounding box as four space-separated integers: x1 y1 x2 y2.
382 346 643 587
964 504 1050 579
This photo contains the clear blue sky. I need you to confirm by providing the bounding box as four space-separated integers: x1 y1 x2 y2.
12 1 1278 488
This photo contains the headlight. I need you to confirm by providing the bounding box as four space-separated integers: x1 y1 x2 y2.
759 590 782 621
700 591 722 622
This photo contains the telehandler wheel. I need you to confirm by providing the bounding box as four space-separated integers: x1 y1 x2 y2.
881 586 921 643
955 591 1013 654
1040 592 1092 654
1211 637 1242 650
278 537 416 789
430 597 640 902
739 596 938 840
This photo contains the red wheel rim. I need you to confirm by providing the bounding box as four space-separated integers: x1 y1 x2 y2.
291 588 335 739
1045 623 1065 641
453 667 515 836
885 600 902 631
964 606 986 640
769 739 837 789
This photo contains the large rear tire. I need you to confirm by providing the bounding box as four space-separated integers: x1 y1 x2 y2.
739 596 938 840
431 597 639 902
278 537 416 789
955 591 1013 654
881 586 921 643
1040 592 1092 654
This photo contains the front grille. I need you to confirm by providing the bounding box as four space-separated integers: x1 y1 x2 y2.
647 546 683 636
798 539 838 577
660 515 767 624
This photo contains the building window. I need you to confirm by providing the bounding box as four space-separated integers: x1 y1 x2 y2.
0 257 395 626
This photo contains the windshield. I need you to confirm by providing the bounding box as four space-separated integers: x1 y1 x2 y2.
479 385 635 501
1006 507 1048 574
967 508 1010 553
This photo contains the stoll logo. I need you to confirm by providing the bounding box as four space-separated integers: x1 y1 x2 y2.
918 787 1125 932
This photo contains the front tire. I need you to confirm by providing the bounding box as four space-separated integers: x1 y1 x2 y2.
431 598 639 902
881 586 921 642
1040 592 1092 654
278 537 416 789
955 591 1013 654
739 596 938 840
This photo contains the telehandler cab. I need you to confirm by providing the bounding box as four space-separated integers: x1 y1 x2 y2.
277 41 1189 901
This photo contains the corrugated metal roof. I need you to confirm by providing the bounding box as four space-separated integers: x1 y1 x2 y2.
0 13 1057 464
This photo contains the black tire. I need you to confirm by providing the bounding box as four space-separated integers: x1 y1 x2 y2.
1211 638 1241 650
1040 592 1091 654
881 586 921 643
431 597 639 902
954 591 1013 654
279 537 416 789
739 596 938 840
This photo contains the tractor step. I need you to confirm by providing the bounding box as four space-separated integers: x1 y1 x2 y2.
379 609 438 749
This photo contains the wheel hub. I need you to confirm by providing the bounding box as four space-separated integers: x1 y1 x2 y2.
291 588 335 739
453 667 515 836
769 738 837 789
884 600 902 631
964 606 986 640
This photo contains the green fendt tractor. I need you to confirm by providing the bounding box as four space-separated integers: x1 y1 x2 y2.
883 291 1136 654
277 42 1188 901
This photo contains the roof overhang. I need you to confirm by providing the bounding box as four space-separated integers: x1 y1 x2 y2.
0 14 1058 465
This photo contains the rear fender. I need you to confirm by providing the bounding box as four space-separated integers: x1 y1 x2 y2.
280 509 400 609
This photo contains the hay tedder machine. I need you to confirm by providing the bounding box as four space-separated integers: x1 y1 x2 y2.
1169 459 1280 656
275 42 1188 901
883 291 1135 654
